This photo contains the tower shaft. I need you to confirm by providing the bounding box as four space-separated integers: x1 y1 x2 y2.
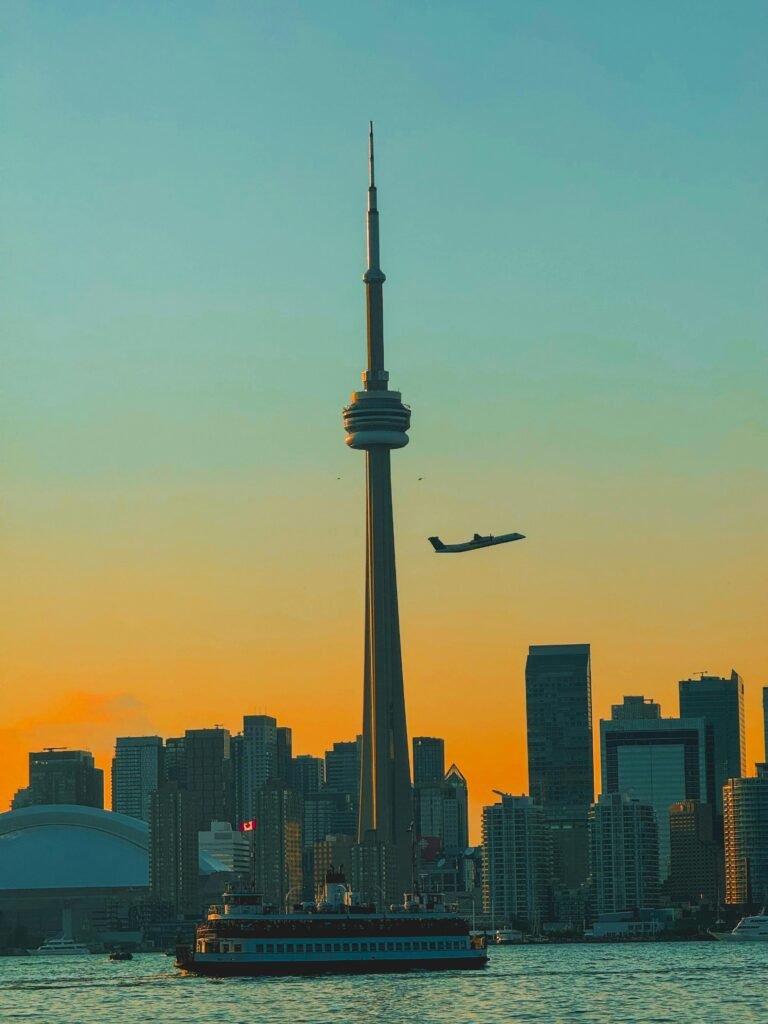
343 125 412 900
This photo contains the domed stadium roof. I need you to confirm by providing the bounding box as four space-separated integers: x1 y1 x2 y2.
0 805 229 892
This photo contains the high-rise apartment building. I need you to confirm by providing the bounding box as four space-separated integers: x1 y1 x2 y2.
149 783 199 917
482 794 550 927
679 671 745 816
111 736 164 822
668 801 722 906
324 738 361 837
253 782 303 910
600 709 708 880
413 738 446 786
184 728 231 832
525 644 593 887
589 793 659 914
414 764 469 856
723 765 768 906
19 750 104 809
238 715 278 823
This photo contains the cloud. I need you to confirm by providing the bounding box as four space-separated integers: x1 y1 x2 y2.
0 690 153 812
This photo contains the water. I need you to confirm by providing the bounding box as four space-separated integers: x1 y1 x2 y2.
0 944 765 1024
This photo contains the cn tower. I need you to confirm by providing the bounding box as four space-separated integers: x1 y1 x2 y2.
343 124 412 898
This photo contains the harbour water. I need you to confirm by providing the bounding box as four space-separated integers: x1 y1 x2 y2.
1 943 765 1023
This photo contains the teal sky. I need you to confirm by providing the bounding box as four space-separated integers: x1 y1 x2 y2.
1 2 767 814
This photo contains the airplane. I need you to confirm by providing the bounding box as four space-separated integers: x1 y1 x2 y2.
428 531 525 553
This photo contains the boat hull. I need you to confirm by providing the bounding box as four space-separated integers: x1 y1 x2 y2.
177 954 487 977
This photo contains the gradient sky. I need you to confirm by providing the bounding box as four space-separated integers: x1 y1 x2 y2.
2 2 766 839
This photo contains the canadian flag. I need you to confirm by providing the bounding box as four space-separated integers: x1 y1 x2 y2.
239 820 258 832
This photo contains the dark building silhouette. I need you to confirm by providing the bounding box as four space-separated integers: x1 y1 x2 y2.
149 783 199 918
112 736 163 823
679 671 745 819
600 711 708 882
589 793 660 914
163 737 187 786
668 800 722 906
413 737 446 786
15 750 104 810
253 782 303 910
292 755 325 797
324 738 361 836
525 644 593 888
276 727 293 783
723 765 768 907
184 728 231 832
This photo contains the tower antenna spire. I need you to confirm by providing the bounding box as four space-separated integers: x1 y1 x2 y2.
369 121 375 188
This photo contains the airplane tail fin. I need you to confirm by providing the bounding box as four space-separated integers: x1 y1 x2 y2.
428 536 445 551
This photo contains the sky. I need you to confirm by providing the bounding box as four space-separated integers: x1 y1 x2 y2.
1 1 766 839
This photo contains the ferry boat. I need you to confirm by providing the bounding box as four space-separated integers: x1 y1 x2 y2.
714 913 768 942
176 868 487 976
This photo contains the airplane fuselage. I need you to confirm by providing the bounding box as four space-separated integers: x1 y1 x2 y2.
428 532 525 553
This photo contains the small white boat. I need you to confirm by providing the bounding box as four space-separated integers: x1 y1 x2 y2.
714 914 768 942
495 928 524 945
30 936 92 956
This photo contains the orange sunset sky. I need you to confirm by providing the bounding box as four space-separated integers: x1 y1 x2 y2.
2 5 766 843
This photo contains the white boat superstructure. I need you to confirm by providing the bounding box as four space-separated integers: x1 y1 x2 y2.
715 914 768 942
30 936 92 956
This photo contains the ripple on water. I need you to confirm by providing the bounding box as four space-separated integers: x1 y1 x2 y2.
0 945 767 1024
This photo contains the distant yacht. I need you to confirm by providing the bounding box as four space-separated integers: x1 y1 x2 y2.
714 913 768 942
30 936 92 956
29 907 92 956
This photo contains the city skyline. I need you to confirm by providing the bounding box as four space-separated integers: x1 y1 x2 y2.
2 3 766 844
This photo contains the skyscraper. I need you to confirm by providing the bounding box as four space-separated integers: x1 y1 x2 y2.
238 715 278 824
481 794 550 927
324 737 361 834
413 738 446 786
342 126 412 902
112 736 164 822
600 711 708 880
525 644 593 887
723 765 768 907
19 749 104 809
292 755 325 797
184 727 231 832
149 782 199 917
679 671 746 817
253 781 303 910
589 793 660 914
668 801 721 907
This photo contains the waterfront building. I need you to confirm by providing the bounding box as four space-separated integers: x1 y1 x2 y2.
342 127 413 903
525 644 593 887
149 783 200 917
15 750 104 810
198 820 250 877
252 781 303 910
111 736 164 822
679 671 746 817
184 728 231 831
413 737 446 786
600 706 708 880
668 801 721 906
723 765 768 906
589 793 660 914
481 794 550 928
611 696 661 720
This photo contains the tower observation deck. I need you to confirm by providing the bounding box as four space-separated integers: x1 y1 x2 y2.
343 125 412 901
